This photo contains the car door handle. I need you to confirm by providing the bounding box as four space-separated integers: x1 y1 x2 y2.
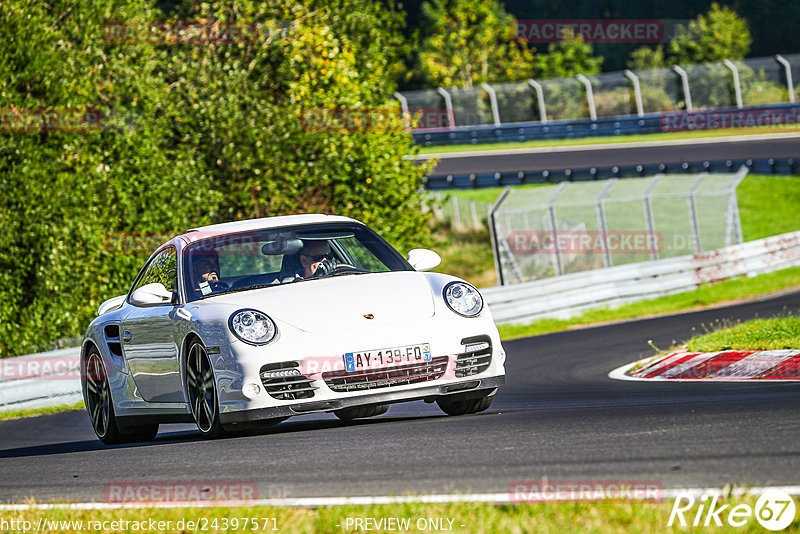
122 330 132 343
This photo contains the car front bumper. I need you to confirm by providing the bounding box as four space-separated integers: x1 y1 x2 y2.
212 312 507 423
219 374 505 425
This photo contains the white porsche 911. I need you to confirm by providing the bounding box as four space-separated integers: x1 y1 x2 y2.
81 215 506 444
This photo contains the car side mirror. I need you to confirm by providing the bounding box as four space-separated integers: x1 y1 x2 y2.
130 283 174 307
407 248 441 272
97 295 126 316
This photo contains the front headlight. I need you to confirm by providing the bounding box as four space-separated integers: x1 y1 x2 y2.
443 282 483 317
229 309 277 345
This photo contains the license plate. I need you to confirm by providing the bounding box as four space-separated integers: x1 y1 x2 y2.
344 343 431 372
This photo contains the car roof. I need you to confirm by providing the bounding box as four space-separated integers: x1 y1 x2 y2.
178 214 358 244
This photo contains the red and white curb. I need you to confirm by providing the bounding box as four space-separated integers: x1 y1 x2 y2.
609 349 800 382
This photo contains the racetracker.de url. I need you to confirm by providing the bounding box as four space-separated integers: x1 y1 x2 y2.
0 516 279 532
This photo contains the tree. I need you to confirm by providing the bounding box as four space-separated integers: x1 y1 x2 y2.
627 45 666 71
161 0 432 249
415 0 535 87
0 0 434 357
668 3 752 65
0 0 215 357
534 34 603 79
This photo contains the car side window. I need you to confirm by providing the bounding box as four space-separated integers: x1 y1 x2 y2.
131 246 178 294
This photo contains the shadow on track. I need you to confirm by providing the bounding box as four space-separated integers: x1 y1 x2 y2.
0 413 448 459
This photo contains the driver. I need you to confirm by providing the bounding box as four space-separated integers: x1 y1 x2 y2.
298 240 337 278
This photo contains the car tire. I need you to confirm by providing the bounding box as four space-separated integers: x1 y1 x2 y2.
436 392 494 416
84 349 159 444
334 404 390 421
186 340 224 439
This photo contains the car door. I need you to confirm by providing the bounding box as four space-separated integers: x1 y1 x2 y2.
120 246 184 403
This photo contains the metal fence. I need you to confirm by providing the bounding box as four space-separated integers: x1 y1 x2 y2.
397 53 800 131
488 167 747 285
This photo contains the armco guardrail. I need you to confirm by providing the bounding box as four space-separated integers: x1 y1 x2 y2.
482 231 800 325
400 53 800 146
0 347 82 412
424 157 798 189
413 103 800 147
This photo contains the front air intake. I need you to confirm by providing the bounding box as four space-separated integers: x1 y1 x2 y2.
259 362 317 400
455 335 492 377
323 356 449 392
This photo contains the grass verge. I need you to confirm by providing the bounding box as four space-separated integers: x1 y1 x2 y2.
416 126 800 155
0 402 84 421
3 498 794 533
497 265 800 341
685 316 800 352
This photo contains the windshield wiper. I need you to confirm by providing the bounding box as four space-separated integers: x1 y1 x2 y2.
326 269 371 278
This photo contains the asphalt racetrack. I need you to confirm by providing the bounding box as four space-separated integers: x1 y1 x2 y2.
1 290 800 503
420 134 800 177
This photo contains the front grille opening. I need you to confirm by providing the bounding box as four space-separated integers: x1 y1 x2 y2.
456 335 492 378
260 361 317 400
323 356 449 392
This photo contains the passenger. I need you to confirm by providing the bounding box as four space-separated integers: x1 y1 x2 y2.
192 250 228 295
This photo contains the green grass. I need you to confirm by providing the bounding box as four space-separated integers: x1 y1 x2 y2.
417 126 800 155
0 402 84 421
685 316 800 352
431 227 497 289
498 265 800 341
738 175 800 240
3 498 796 532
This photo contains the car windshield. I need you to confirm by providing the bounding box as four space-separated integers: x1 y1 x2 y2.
182 223 413 301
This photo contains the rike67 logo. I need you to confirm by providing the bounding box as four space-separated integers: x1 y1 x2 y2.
669 489 796 531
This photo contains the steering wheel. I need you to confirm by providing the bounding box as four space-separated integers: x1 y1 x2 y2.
316 262 369 277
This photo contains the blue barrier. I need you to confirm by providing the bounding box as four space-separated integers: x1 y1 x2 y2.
413 102 800 147
423 158 799 190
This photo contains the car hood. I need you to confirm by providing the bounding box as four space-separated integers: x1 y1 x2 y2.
206 271 435 332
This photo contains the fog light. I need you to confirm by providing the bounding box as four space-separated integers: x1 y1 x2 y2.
242 383 261 399
465 341 490 353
